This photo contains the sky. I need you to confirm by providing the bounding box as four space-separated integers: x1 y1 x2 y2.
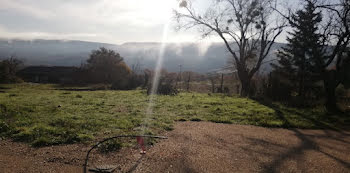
0 0 297 45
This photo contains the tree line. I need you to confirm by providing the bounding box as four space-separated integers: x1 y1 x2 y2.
0 0 348 112
175 0 349 111
0 47 208 95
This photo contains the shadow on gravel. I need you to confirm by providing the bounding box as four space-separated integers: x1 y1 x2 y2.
244 101 350 172
262 129 350 173
126 154 145 173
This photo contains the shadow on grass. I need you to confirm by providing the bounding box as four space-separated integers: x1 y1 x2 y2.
56 88 101 91
0 86 10 90
0 86 10 93
53 83 112 91
255 98 350 130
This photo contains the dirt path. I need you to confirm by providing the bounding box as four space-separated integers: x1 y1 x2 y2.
1 122 350 173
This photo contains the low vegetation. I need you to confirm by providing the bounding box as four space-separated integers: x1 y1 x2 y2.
0 83 348 147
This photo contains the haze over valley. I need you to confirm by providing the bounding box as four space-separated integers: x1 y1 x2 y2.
0 38 280 73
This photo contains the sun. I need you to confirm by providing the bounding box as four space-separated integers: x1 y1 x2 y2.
136 0 178 21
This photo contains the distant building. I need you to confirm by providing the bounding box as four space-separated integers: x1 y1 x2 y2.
18 66 78 83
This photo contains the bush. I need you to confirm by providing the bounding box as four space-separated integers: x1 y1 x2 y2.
72 47 144 90
147 82 178 95
111 74 143 90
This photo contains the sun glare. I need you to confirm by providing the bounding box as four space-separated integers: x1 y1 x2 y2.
135 0 177 21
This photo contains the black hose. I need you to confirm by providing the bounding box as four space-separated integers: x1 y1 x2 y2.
83 135 168 173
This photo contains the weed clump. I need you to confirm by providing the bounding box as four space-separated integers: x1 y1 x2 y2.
0 120 12 137
12 125 91 147
98 139 122 153
148 83 178 95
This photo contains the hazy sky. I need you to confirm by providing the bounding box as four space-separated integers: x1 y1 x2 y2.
0 0 296 44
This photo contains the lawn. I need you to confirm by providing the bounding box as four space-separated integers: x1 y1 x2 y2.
0 83 348 147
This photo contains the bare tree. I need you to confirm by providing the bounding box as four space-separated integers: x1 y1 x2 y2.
130 58 143 74
183 71 193 91
174 0 285 96
143 69 152 89
0 56 23 83
317 0 350 111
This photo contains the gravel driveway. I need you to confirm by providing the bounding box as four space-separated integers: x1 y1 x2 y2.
1 122 349 173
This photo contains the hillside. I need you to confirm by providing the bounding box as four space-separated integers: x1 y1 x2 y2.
0 39 282 73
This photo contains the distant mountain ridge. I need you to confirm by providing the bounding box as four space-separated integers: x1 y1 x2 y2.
0 38 283 73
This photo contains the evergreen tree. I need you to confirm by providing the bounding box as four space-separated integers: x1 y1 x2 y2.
272 0 324 102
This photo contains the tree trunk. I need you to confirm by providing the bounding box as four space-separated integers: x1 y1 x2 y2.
143 73 149 89
298 74 305 99
186 73 191 91
220 74 224 93
237 65 252 97
325 84 337 111
210 78 215 93
323 70 339 112
240 78 251 97
298 61 306 102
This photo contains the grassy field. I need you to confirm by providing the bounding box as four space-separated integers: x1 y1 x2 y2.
0 83 349 147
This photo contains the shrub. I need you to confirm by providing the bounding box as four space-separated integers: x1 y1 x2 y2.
0 120 12 137
111 76 142 90
147 80 178 95
158 83 178 95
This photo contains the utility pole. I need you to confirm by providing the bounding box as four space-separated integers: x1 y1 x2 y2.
179 64 182 90
220 73 224 93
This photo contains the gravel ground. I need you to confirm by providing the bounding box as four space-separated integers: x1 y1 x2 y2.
1 122 350 173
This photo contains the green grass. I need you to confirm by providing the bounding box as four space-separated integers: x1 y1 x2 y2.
0 83 348 147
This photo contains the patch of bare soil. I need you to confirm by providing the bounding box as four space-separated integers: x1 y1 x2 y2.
1 122 350 173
